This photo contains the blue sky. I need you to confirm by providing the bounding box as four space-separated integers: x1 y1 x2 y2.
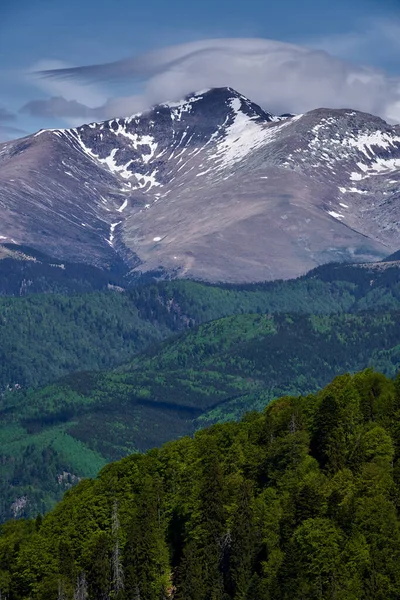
0 0 399 139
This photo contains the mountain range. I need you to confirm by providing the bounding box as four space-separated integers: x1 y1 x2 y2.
1 86 400 523
1 87 399 282
2 85 400 600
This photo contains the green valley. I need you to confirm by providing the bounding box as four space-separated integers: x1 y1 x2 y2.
1 257 400 521
2 307 400 521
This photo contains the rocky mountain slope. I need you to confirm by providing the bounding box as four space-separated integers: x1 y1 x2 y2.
0 87 399 282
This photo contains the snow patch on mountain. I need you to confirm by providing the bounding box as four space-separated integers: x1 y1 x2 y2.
3 86 398 281
133 171 161 190
108 221 121 246
67 128 162 189
339 186 368 195
207 97 289 170
164 91 210 121
350 156 400 180
345 131 400 157
117 199 128 212
328 210 345 219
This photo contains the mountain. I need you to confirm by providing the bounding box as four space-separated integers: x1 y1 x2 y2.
1 370 400 600
1 87 399 282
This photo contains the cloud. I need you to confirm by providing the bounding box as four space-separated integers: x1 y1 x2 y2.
0 107 26 141
21 97 96 119
22 59 109 126
32 59 108 106
33 38 400 124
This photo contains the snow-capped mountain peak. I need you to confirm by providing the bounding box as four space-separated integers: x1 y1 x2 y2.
0 88 399 283
60 87 281 189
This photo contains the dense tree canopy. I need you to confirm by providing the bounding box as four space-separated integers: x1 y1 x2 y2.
1 259 400 391
1 370 400 599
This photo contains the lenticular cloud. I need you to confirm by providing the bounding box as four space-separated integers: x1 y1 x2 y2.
36 38 400 123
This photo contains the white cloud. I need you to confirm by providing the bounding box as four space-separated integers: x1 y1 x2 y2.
33 38 400 124
29 59 108 125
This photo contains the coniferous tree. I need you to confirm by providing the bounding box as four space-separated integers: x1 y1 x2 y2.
311 393 345 471
85 532 111 600
228 480 255 599
195 436 226 600
4 372 400 600
123 475 169 600
175 541 205 600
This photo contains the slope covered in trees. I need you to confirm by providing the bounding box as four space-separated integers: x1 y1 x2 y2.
1 370 400 599
0 291 179 391
1 260 400 391
0 244 130 296
2 310 400 522
1 258 400 523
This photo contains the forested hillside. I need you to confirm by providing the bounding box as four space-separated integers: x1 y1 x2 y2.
0 245 130 296
1 258 400 523
2 259 400 391
2 309 400 522
0 292 176 391
1 370 400 599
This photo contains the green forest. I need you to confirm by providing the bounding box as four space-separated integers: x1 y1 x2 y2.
2 259 400 522
1 253 400 597
1 370 400 599
2 308 400 522
2 258 400 392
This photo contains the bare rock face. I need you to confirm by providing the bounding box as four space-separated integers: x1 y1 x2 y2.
0 87 399 282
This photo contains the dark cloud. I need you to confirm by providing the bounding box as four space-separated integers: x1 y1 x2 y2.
36 56 154 83
0 107 25 140
20 96 96 119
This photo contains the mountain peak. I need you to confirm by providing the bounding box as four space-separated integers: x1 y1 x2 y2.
157 86 277 124
0 89 399 283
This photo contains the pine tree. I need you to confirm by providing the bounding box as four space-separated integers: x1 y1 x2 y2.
194 436 226 600
311 393 345 471
85 531 111 600
59 539 75 583
123 475 169 600
228 480 255 599
175 541 204 600
244 574 268 600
